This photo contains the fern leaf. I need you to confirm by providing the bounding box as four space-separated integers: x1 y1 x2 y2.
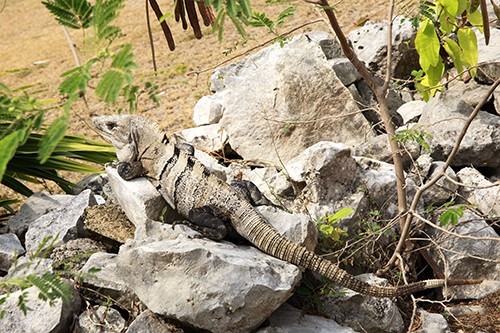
42 0 93 29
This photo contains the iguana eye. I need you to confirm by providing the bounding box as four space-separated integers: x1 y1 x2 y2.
105 121 117 130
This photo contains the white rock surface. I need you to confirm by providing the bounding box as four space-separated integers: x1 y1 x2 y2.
0 233 25 271
192 95 224 126
457 167 500 217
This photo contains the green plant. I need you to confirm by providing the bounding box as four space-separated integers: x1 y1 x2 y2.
438 203 466 226
394 128 432 153
412 0 486 100
317 207 352 241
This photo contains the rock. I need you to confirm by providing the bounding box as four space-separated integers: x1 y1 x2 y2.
457 167 500 217
115 234 301 333
352 79 404 129
423 208 500 299
321 273 405 333
193 149 228 180
421 162 459 206
80 252 138 308
256 206 317 251
355 157 417 219
24 190 96 253
106 166 168 233
416 90 500 168
1 285 80 333
396 100 426 124
329 58 361 86
495 89 500 115
83 204 135 246
303 31 343 60
447 80 494 109
447 304 486 317
0 233 25 272
73 173 112 204
7 257 53 278
476 28 500 84
257 303 356 333
415 310 450 333
348 16 417 78
213 34 374 165
353 132 420 168
192 95 224 126
50 238 106 271
76 305 126 333
126 310 184 333
285 142 358 219
8 192 76 239
176 123 228 153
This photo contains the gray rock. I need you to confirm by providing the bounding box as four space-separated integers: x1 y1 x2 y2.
476 28 500 84
80 252 138 308
415 310 450 333
176 124 228 153
256 206 317 251
321 273 405 333
348 16 417 77
457 167 500 217
7 257 53 278
355 157 417 219
1 284 80 333
50 238 106 271
329 58 361 86
396 100 426 124
421 162 459 206
216 34 375 166
106 166 168 233
304 31 343 60
126 310 183 333
115 234 301 333
73 173 112 204
24 190 96 253
193 149 228 180
285 142 358 219
0 233 25 271
416 90 500 167
447 80 495 109
8 192 75 238
447 304 486 317
192 95 224 126
257 303 356 333
76 305 125 333
353 132 420 168
495 89 500 115
424 208 500 299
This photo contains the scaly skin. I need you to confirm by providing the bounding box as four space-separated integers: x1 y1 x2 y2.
93 115 472 297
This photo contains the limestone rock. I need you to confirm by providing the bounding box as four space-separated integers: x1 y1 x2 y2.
457 167 500 217
126 310 184 333
415 310 450 333
0 233 25 272
421 162 459 206
1 285 80 333
176 123 228 153
476 28 500 84
396 100 426 124
424 209 500 299
214 34 374 165
76 305 125 333
24 190 96 253
192 95 224 126
329 58 361 86
321 273 405 333
416 90 500 168
257 304 356 333
115 235 301 333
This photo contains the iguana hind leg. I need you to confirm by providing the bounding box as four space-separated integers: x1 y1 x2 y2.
173 206 228 241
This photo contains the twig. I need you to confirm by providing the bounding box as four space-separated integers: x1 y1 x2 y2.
61 26 80 67
382 77 500 271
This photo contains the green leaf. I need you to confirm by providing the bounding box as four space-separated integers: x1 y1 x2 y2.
415 18 441 72
276 6 295 27
438 0 467 16
38 112 69 164
326 207 354 224
0 129 26 181
238 0 252 17
457 27 478 76
59 62 92 97
439 205 465 226
42 0 93 29
443 37 464 74
467 8 483 30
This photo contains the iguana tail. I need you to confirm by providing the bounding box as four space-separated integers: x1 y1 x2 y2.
232 202 460 298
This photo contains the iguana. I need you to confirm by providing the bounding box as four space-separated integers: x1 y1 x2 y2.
93 115 473 298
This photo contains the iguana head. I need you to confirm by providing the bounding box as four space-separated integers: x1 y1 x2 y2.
92 115 163 163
